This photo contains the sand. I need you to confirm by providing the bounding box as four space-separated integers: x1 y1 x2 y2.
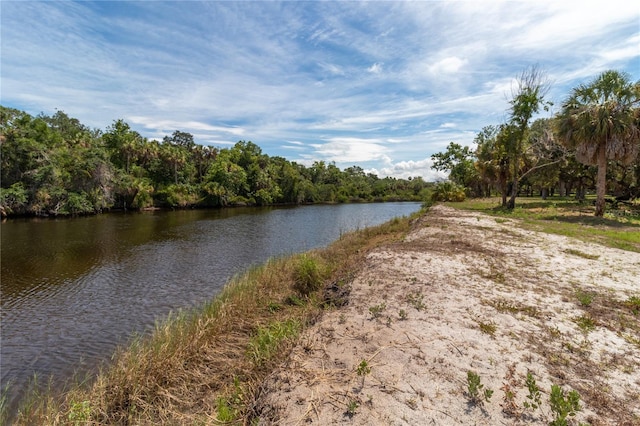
254 205 640 425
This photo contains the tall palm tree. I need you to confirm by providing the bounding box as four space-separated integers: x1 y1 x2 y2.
556 70 640 216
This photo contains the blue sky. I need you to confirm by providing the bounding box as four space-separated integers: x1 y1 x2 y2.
2 1 638 180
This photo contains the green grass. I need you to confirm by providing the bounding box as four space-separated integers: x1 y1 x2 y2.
447 197 640 252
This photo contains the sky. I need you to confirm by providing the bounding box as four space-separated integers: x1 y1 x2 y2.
1 1 639 180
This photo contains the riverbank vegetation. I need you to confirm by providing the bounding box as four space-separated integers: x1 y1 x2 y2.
6 207 421 425
431 69 640 217
0 106 431 218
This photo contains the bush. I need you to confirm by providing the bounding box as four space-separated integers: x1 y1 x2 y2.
431 181 466 202
292 254 322 296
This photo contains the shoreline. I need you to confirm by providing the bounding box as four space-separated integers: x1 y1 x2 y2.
6 203 639 425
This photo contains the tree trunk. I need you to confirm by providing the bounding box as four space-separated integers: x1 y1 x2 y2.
541 188 548 200
594 144 607 217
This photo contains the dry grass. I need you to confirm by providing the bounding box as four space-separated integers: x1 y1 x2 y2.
9 210 420 425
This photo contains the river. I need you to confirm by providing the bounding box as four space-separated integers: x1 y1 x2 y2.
0 202 421 414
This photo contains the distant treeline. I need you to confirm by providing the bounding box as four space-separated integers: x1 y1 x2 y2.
0 106 431 217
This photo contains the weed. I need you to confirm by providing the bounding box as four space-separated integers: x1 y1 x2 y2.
216 397 237 422
406 292 426 311
285 294 306 306
338 313 346 324
68 400 91 425
477 320 497 337
248 319 301 366
466 371 493 405
267 302 282 313
624 296 640 315
368 303 386 319
292 254 322 296
345 399 359 418
523 371 542 411
575 290 595 307
549 384 581 426
356 359 371 377
398 309 408 320
573 314 596 334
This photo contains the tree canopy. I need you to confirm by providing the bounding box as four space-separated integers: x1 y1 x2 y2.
430 69 640 216
0 107 431 217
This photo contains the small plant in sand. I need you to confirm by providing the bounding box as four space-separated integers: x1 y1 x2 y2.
624 295 640 315
398 309 408 320
356 359 371 388
523 371 542 411
466 371 493 405
573 314 596 334
575 290 595 307
368 302 386 319
549 384 581 426
477 320 497 337
406 292 426 311
345 399 359 418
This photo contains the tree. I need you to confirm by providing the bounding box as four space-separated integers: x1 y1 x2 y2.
475 125 511 204
506 66 551 209
556 70 640 216
431 142 480 196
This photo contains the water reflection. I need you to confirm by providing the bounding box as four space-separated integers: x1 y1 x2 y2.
0 202 421 413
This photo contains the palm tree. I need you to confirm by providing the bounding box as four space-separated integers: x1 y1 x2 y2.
556 70 640 216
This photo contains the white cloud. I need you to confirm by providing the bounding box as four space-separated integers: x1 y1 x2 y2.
428 56 468 75
367 62 383 74
1 0 637 181
371 157 448 180
310 137 389 163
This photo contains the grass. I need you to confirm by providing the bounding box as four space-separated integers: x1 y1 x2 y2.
447 196 640 252
7 207 423 425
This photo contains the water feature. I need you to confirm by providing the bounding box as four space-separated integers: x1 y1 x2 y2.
0 202 421 413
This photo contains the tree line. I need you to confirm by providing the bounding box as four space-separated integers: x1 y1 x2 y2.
0 107 431 217
430 69 640 216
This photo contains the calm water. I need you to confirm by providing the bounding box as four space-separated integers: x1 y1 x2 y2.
0 202 421 412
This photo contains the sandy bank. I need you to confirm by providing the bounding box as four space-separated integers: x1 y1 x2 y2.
254 205 640 425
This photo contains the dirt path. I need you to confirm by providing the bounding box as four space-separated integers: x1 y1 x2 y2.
255 205 640 425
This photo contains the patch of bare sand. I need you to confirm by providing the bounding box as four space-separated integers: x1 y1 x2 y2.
255 205 640 425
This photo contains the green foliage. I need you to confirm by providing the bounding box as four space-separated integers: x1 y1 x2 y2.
356 359 371 377
523 371 542 410
0 182 28 215
466 371 493 404
431 142 481 196
574 314 596 333
345 399 359 418
624 296 640 315
575 290 595 307
368 302 386 319
431 181 466 202
1 106 432 217
549 385 581 426
292 254 322 296
67 400 91 425
247 320 301 366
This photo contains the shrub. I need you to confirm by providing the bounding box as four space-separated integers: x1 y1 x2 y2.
431 181 466 202
292 254 322 296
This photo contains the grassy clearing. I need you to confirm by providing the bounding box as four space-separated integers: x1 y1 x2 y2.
7 208 422 425
447 197 640 252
